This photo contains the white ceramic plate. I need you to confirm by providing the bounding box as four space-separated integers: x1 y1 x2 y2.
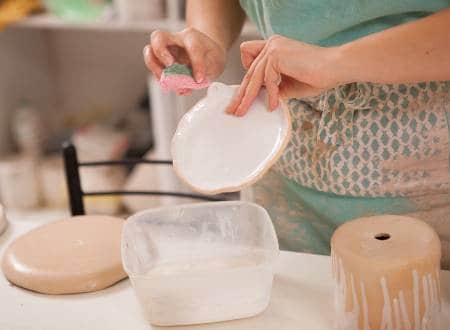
172 83 291 195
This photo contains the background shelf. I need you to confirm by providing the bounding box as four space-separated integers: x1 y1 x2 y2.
0 1 260 207
10 14 178 32
9 14 259 36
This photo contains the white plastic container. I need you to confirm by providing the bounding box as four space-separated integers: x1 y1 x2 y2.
122 201 279 326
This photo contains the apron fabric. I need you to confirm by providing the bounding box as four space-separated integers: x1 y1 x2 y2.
243 81 450 268
238 0 450 268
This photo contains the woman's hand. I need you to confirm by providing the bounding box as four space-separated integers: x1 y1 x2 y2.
226 35 344 116
143 27 226 95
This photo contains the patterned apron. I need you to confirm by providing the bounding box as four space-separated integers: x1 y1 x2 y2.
244 81 450 268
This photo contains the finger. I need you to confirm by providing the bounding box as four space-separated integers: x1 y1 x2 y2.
234 57 267 117
225 65 255 114
226 46 268 115
143 45 164 79
226 72 252 115
183 36 207 83
150 30 180 66
226 61 261 115
240 40 265 70
264 62 280 111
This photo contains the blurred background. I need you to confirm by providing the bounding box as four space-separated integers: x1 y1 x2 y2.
0 0 259 216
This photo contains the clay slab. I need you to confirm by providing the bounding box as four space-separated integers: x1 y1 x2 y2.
2 215 126 294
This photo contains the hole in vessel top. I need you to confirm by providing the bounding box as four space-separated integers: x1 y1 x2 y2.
374 233 391 241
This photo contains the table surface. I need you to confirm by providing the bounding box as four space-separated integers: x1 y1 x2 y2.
0 209 449 330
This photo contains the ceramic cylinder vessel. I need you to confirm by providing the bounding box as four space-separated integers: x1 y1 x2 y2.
331 215 442 330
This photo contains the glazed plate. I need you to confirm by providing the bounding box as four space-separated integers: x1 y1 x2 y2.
172 83 291 195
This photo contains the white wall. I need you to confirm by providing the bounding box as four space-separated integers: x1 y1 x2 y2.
0 29 52 155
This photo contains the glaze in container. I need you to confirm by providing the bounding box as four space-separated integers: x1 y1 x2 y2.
122 201 279 326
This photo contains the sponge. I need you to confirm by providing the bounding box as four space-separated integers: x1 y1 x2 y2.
160 63 210 92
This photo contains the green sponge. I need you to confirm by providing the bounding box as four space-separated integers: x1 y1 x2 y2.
162 63 193 77
160 63 210 92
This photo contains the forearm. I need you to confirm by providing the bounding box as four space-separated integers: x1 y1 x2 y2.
335 7 450 84
186 0 245 52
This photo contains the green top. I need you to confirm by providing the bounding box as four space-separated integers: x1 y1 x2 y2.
240 0 450 46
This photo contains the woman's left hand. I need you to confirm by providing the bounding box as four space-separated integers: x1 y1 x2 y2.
226 35 345 116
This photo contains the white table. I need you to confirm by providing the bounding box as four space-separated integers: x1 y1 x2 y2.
1 210 449 330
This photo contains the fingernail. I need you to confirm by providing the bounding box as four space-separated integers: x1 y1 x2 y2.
195 73 204 83
226 104 236 114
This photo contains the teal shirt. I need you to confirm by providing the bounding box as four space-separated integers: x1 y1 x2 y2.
240 0 450 46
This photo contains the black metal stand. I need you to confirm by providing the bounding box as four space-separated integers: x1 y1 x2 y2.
62 141 226 216
63 142 85 216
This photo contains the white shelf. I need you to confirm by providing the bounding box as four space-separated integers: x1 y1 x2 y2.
9 13 260 36
9 14 181 32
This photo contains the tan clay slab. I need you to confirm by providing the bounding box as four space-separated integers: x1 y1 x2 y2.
2 215 126 294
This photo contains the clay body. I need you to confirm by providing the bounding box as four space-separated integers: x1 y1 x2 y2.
2 215 126 294
331 215 442 330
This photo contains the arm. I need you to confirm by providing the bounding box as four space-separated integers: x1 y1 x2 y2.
337 7 450 84
186 0 245 52
145 0 244 88
227 7 450 116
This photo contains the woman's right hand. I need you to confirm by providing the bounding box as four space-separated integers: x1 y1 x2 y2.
143 27 226 94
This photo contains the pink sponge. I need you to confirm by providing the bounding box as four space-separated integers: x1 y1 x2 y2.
160 63 210 92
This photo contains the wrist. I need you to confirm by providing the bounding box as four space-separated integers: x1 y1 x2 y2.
185 25 228 54
325 43 359 86
335 41 372 83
